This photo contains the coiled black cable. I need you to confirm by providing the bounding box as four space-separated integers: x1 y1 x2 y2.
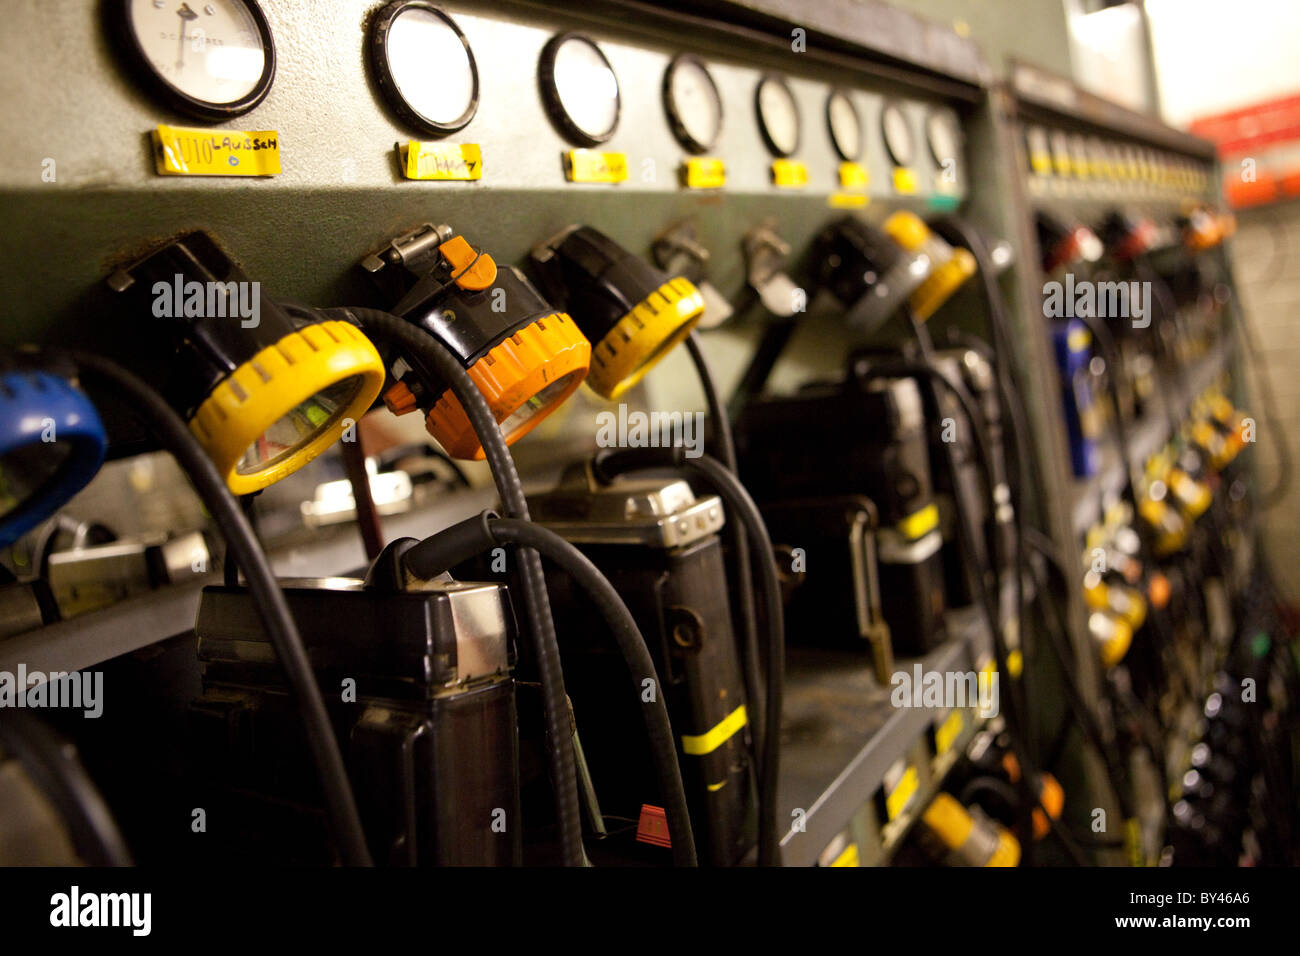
856 356 1087 863
683 332 767 771
0 711 132 866
327 307 585 866
69 352 372 866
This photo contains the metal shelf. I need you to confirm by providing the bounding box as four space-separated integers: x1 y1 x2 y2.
0 486 498 679
776 598 997 867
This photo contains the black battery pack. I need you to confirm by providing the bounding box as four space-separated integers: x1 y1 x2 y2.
525 469 758 866
191 576 521 866
735 375 948 655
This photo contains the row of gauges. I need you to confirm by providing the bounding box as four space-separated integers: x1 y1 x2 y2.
111 0 959 167
1024 124 1211 192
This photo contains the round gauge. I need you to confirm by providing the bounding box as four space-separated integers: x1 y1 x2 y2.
880 101 914 167
755 74 800 157
539 33 621 147
111 0 275 120
662 55 722 154
825 89 861 161
368 2 478 135
1069 134 1090 174
926 109 961 167
1087 136 1107 176
1026 125 1048 159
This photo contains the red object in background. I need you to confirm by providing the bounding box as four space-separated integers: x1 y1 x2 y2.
1190 94 1300 209
635 804 672 848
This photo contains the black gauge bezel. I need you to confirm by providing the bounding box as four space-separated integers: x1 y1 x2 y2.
368 1 479 136
879 100 914 168
925 108 960 167
108 0 277 122
825 88 861 162
662 54 722 154
754 73 800 158
538 32 621 147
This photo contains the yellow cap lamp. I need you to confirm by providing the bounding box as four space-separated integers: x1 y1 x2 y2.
362 224 590 460
1089 610 1132 669
529 225 706 399
1165 466 1212 521
1082 569 1147 632
1183 206 1223 251
1137 482 1189 557
881 211 976 321
1191 418 1240 472
109 232 385 495
921 793 1021 867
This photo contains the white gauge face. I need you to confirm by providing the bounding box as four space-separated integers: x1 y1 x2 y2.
1070 134 1089 170
757 77 799 156
827 91 861 161
881 103 914 167
550 36 620 142
926 110 960 166
1088 137 1106 170
128 0 267 105
666 57 722 151
384 5 475 128
1027 125 1048 156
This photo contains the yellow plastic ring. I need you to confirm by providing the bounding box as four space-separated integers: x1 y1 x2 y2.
585 277 706 400
188 320 385 495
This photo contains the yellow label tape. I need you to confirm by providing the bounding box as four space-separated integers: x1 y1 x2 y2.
935 709 964 756
402 142 482 180
1030 151 1052 176
683 157 726 189
1125 817 1144 867
828 192 869 208
681 705 747 756
885 764 919 820
830 843 860 867
838 161 869 189
892 167 917 193
152 125 280 177
771 159 808 188
565 149 628 184
896 502 939 540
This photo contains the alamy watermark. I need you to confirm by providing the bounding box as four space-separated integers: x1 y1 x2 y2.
890 663 999 718
50 886 150 936
595 404 704 459
0 665 103 718
1043 273 1150 329
152 273 260 328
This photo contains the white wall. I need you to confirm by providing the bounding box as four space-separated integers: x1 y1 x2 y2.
1146 0 1300 127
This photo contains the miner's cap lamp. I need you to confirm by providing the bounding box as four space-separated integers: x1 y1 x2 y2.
0 367 107 547
109 232 385 495
368 227 591 460
528 225 706 400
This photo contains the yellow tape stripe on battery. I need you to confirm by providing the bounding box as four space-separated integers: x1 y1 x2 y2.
586 277 706 400
681 704 748 756
896 503 939 540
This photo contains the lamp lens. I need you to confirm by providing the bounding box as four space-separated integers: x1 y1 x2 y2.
498 369 585 438
235 376 363 475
